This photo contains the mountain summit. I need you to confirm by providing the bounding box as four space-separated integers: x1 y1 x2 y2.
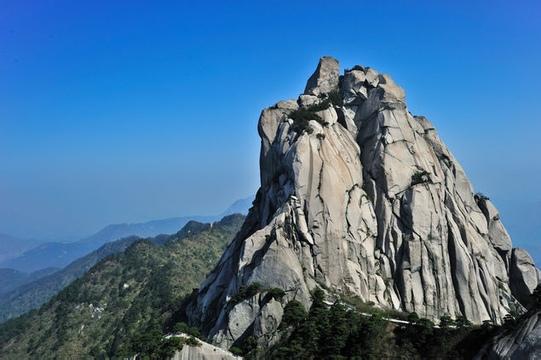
188 57 540 349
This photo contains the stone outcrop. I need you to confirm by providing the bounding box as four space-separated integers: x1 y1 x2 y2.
510 249 541 306
187 57 539 350
476 311 541 360
167 334 241 360
304 56 340 96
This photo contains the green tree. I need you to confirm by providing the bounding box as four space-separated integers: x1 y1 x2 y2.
407 312 420 324
439 315 454 329
320 302 349 357
281 300 307 328
455 316 472 329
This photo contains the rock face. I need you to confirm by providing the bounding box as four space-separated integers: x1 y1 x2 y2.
188 57 540 349
510 249 541 306
476 311 541 360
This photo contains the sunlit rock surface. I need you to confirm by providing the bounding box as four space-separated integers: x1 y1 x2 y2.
187 57 539 350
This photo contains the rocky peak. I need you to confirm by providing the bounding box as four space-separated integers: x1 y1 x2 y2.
303 56 340 96
188 57 540 350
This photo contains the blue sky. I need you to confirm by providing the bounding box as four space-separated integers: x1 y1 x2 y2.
1 0 540 246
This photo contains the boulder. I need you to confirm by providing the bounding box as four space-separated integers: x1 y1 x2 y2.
304 56 340 96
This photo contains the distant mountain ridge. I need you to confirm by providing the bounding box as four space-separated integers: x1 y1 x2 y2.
0 198 253 322
219 197 253 217
0 268 58 296
0 234 41 264
0 236 141 322
0 197 253 274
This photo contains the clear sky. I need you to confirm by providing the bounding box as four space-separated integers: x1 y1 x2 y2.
1 0 540 243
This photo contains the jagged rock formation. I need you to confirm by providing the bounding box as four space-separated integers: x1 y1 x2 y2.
188 57 540 349
476 311 541 359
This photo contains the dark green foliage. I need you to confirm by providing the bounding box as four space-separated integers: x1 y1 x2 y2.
266 287 286 300
440 314 455 329
172 322 201 338
230 335 260 360
229 282 263 305
314 90 343 109
242 336 259 359
455 315 473 329
306 100 331 112
280 300 307 328
502 313 519 330
450 324 501 359
340 294 409 321
481 319 495 329
289 109 319 134
229 346 243 356
407 311 420 324
131 323 199 360
160 337 185 357
183 336 201 347
411 170 430 185
417 317 435 328
272 291 503 360
344 312 389 359
230 284 287 306
327 90 343 107
288 101 333 135
271 290 391 359
395 315 437 358
532 285 541 309
0 311 33 345
392 312 500 359
310 288 325 306
131 322 171 359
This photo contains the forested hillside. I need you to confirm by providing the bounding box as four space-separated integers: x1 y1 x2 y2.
0 236 141 323
0 215 244 359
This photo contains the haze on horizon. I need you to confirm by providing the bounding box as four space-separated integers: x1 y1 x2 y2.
1 0 540 256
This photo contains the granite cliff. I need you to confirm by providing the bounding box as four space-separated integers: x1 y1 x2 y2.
187 57 540 350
